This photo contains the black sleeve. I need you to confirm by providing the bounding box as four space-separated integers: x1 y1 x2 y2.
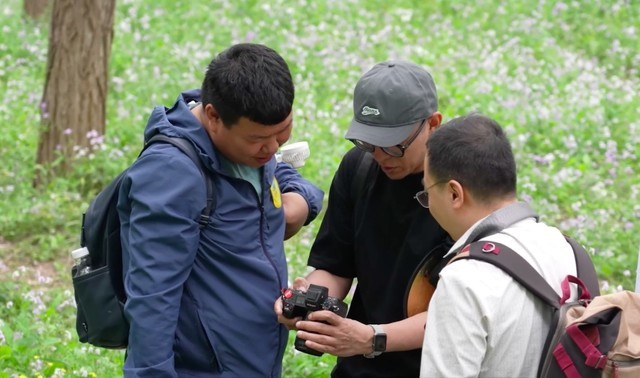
307 148 364 278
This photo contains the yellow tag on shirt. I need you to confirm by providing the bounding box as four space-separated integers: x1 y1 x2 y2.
270 177 282 208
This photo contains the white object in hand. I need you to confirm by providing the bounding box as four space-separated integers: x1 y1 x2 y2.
279 141 310 168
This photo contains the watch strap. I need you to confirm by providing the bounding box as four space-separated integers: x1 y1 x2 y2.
363 324 386 358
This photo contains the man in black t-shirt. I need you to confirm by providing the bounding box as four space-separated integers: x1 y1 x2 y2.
276 60 451 377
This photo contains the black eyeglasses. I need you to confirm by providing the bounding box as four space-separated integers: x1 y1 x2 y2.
350 119 427 158
414 180 447 208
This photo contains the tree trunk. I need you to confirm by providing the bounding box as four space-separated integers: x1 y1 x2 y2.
35 0 116 186
23 0 51 19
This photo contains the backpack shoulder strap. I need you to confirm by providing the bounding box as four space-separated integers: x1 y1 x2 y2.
452 241 561 309
145 134 215 228
451 236 599 308
350 151 375 203
564 236 600 296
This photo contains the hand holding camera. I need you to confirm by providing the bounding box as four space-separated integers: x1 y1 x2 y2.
281 284 349 356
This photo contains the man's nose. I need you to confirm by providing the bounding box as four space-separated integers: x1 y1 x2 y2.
262 138 280 155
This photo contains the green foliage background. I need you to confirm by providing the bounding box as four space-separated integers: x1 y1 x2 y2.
0 0 638 376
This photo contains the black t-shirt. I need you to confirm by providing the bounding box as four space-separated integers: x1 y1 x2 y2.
308 148 451 378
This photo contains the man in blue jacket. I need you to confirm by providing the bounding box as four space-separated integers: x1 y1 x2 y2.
117 43 324 377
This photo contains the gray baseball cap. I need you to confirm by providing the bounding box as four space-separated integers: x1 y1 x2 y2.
345 60 438 147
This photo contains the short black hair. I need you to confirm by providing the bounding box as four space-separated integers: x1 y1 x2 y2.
201 43 294 126
426 113 517 203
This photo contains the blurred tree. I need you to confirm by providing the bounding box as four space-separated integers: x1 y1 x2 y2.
35 0 116 186
23 0 50 19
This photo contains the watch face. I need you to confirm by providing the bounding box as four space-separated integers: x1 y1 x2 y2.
373 334 387 352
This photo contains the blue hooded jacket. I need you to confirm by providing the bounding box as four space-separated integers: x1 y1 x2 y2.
117 90 324 377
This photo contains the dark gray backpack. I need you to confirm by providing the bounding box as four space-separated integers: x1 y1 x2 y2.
72 134 215 348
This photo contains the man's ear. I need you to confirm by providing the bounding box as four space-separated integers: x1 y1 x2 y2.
448 179 465 209
203 104 224 135
428 112 443 130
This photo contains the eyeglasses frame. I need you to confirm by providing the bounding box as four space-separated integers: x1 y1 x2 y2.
414 180 448 208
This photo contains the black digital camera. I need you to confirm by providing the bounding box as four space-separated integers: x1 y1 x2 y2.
281 284 349 356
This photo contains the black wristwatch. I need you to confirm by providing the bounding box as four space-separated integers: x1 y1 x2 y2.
363 324 387 358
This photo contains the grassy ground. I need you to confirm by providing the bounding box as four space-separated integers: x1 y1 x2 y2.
1 0 639 376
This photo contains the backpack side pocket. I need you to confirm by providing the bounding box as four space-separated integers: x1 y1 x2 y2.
72 265 128 349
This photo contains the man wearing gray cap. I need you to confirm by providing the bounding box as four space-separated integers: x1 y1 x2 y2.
276 60 451 377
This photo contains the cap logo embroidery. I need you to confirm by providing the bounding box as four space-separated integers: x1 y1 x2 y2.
361 106 380 116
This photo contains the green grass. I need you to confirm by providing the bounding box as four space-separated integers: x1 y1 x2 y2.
1 0 639 376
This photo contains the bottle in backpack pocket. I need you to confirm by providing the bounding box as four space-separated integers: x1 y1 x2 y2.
71 247 92 277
